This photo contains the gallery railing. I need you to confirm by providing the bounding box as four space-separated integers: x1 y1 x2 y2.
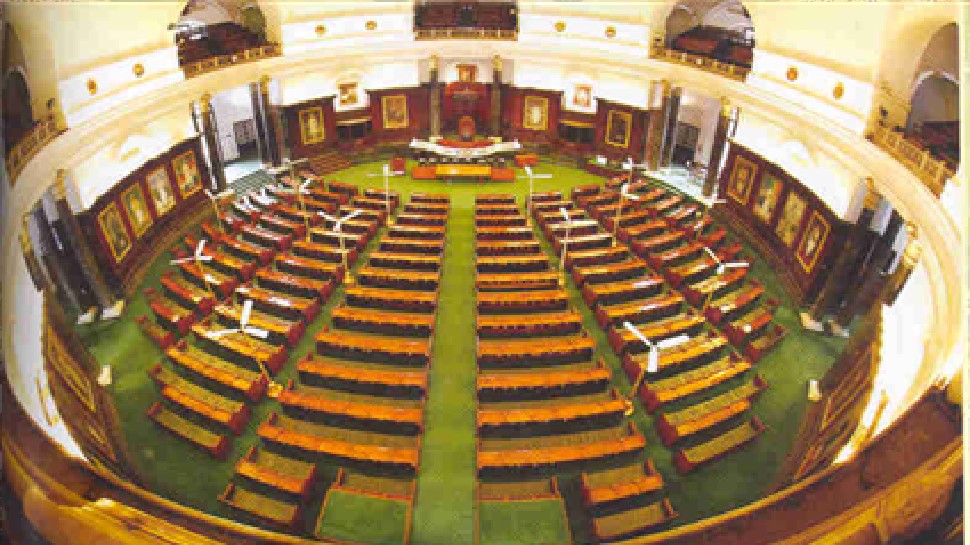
649 46 749 81
870 126 956 197
182 43 281 79
414 28 517 40
5 113 63 186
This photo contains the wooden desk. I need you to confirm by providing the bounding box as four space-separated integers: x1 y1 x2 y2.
581 460 664 508
369 251 442 272
646 241 704 270
639 356 750 413
682 266 748 307
274 254 345 283
278 389 423 434
234 447 316 498
292 239 358 267
571 184 600 199
620 219 667 244
476 194 516 205
477 428 644 474
310 227 366 251
327 180 359 198
256 269 334 301
236 285 320 323
214 304 305 348
148 401 230 460
656 377 767 446
478 395 626 430
565 246 630 269
476 226 535 242
193 320 288 374
388 224 446 241
330 305 436 337
260 214 306 238
241 225 293 251
475 271 561 292
344 286 438 313
356 266 440 291
411 192 450 204
404 202 450 215
553 233 613 253
572 258 648 286
167 343 268 402
380 237 444 255
531 191 564 203
475 215 527 227
706 282 764 325
351 196 392 213
622 333 728 383
147 294 196 335
435 164 493 179
595 292 684 329
673 417 766 474
531 199 573 215
475 204 520 216
477 289 570 313
299 354 427 396
477 310 583 338
608 313 706 356
477 335 596 367
476 254 550 273
317 216 377 236
581 276 664 307
478 360 611 398
632 231 686 258
222 236 275 266
177 260 237 299
316 328 431 366
272 204 323 227
150 364 251 436
475 240 542 257
161 272 215 315
724 307 774 346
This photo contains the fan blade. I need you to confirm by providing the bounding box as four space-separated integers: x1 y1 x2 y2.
722 262 748 270
343 209 363 221
195 239 207 258
703 246 718 262
317 211 337 223
240 299 253 328
195 255 213 262
657 334 692 349
203 273 218 283
207 328 239 339
170 257 194 264
534 174 553 179
244 327 270 340
623 321 655 348
204 189 214 199
523 166 533 177
217 188 235 199
559 207 571 222
647 347 659 374
382 163 390 175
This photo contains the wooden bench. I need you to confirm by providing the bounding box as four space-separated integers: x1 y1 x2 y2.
477 310 583 338
274 254 345 283
277 385 423 434
477 289 569 313
213 304 305 347
477 334 596 367
639 355 752 413
330 306 436 337
620 218 667 244
167 343 268 402
176 260 237 299
344 286 438 313
478 391 625 432
682 266 748 307
299 354 427 398
476 194 516 205
476 226 535 242
572 258 649 286
147 401 229 460
607 313 707 356
744 323 787 363
309 228 366 251
477 360 611 400
356 266 440 291
317 328 431 366
219 482 301 530
476 255 550 274
193 320 288 374
144 289 196 335
592 498 677 542
256 269 334 302
581 459 664 509
581 276 664 307
388 224 446 241
475 240 542 257
674 416 767 474
622 333 728 383
705 282 765 325
235 446 316 498
369 251 442 272
595 292 684 329
160 272 216 315
292 239 359 267
475 272 561 292
379 237 444 255
136 315 176 349
236 285 320 323
475 215 528 227
149 363 251 435
564 246 630 268
657 376 768 446
222 236 276 266
240 224 293 251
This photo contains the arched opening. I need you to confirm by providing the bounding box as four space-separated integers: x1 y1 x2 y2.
174 0 266 67
664 0 754 68
904 23 959 170
3 69 35 153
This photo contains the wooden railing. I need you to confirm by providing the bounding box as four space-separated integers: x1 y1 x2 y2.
649 46 749 81
182 43 281 79
870 126 957 196
414 28 517 40
5 114 63 186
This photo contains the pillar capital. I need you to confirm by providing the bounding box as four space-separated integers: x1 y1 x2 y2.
430 55 439 71
50 169 69 201
493 54 502 71
259 75 271 93
200 93 212 112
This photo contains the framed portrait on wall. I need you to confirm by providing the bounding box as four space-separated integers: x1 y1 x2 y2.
522 96 549 131
299 106 327 145
776 192 807 247
338 83 359 107
752 173 783 224
146 167 175 216
573 84 592 109
382 95 409 129
796 210 830 272
172 150 202 199
605 110 631 148
98 202 132 263
121 184 152 238
726 156 757 205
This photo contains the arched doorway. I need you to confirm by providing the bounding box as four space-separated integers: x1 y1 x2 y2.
665 0 754 68
905 23 959 169
3 69 34 152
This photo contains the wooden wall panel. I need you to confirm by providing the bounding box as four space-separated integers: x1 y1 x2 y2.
502 86 561 143
594 99 647 163
717 142 848 303
79 137 210 294
368 86 430 144
281 96 337 160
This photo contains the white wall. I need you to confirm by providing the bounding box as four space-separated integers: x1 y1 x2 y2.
210 85 256 161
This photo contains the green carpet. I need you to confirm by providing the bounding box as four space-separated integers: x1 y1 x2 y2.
317 490 410 545
479 499 571 545
73 158 847 545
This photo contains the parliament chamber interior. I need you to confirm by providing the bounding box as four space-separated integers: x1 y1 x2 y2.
0 1 964 544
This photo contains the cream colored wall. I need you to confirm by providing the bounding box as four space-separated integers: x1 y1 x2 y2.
5 4 58 118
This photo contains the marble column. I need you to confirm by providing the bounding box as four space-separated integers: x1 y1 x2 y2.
429 56 442 138
200 93 227 191
490 55 502 137
250 81 269 165
703 97 733 197
259 76 283 166
643 80 666 170
50 171 124 318
659 85 682 168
